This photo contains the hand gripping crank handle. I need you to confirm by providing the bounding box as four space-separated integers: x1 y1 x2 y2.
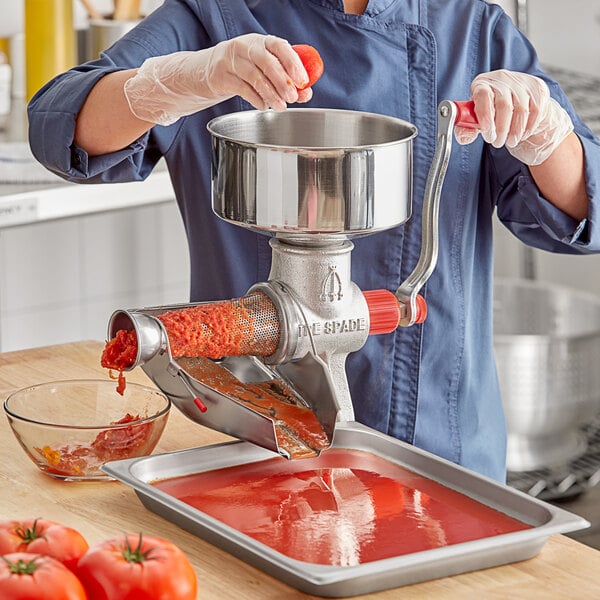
395 100 478 327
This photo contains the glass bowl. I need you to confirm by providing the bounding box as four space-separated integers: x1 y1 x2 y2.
4 379 170 481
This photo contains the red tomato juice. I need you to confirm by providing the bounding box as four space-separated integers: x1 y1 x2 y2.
153 448 531 566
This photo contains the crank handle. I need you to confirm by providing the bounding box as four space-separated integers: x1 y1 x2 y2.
395 99 473 327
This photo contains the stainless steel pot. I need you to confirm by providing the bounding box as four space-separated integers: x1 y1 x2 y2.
493 278 600 472
86 18 140 61
208 108 417 237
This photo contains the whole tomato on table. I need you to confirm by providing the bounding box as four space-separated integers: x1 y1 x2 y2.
0 518 89 572
0 552 87 600
77 533 197 600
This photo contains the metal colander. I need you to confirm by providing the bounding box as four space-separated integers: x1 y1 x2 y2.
493 278 600 472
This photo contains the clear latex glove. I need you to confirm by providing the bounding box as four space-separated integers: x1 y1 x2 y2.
455 69 574 166
124 34 312 126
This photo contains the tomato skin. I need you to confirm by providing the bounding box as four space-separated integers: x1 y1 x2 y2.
291 44 324 89
77 534 197 600
0 519 89 572
0 552 87 600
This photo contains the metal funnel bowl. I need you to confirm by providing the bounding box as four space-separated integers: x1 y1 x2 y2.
208 108 417 237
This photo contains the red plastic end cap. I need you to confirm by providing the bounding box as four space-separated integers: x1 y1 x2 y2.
363 289 401 335
364 289 428 333
413 294 428 324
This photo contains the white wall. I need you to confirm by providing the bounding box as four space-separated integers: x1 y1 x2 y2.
528 0 600 77
492 0 600 76
0 201 190 352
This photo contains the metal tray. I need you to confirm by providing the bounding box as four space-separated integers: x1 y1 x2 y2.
103 422 589 597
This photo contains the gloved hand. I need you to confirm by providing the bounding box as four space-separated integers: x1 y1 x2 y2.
124 34 312 126
455 69 574 166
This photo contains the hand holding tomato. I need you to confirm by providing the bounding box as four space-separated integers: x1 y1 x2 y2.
126 33 320 123
77 533 197 600
0 553 87 600
0 519 89 572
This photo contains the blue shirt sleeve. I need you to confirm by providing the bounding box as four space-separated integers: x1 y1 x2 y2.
485 11 600 254
27 0 205 184
27 60 163 184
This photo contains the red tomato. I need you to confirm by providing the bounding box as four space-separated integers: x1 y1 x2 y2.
292 44 324 90
77 533 197 600
0 519 89 572
0 552 87 600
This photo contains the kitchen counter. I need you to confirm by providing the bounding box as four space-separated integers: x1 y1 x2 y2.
0 100 175 229
0 167 174 228
0 103 175 228
1 340 599 599
0 135 175 228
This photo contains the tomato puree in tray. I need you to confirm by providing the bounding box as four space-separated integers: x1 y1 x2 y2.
102 422 589 597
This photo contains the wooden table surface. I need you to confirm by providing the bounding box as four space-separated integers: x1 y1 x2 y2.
1 341 599 599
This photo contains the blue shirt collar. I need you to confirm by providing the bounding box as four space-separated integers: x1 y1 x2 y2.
318 0 401 18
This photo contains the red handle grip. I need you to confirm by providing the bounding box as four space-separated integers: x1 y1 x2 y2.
454 100 479 129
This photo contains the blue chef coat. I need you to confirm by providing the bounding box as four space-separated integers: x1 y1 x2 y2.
27 0 600 481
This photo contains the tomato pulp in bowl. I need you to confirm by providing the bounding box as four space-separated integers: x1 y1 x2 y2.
4 379 170 481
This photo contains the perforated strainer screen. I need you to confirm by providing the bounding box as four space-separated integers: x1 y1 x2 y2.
158 292 280 358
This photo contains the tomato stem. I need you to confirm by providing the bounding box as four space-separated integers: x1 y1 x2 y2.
1 555 41 574
121 533 155 563
14 518 45 544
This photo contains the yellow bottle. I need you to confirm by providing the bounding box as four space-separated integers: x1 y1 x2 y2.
25 0 76 101
0 38 9 59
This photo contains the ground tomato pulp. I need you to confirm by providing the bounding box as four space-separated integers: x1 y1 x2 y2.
35 413 152 477
153 448 532 566
177 356 330 458
101 329 137 395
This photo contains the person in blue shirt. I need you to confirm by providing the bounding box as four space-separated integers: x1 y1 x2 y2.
27 0 600 482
